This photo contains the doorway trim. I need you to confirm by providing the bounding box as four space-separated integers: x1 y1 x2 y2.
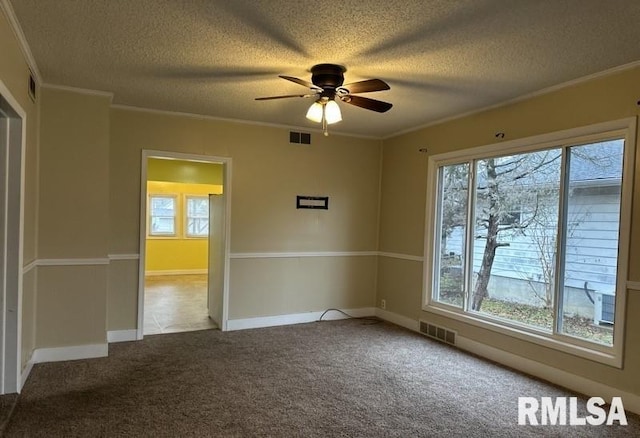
0 79 26 394
137 150 232 339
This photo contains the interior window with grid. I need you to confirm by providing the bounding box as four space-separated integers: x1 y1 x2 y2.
186 196 209 237
149 195 177 236
425 121 634 367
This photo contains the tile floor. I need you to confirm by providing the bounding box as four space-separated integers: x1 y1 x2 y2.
143 274 217 335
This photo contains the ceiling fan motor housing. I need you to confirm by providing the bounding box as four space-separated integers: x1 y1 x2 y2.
311 64 346 90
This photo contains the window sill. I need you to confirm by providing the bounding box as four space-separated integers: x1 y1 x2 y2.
422 303 622 368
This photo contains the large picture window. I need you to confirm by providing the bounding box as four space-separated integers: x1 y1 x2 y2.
425 120 635 366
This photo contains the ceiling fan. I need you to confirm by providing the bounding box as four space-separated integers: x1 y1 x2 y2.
256 64 392 135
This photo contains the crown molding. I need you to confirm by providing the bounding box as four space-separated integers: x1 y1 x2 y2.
0 0 42 84
385 60 640 140
110 103 381 141
41 83 114 101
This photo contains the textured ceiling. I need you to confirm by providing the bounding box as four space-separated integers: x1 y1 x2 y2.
8 0 640 138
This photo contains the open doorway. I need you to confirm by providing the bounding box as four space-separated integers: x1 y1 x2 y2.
137 151 231 338
0 83 25 394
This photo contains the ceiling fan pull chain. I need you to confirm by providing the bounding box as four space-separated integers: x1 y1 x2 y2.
322 105 328 136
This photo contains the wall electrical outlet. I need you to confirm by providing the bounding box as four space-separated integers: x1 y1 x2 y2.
380 299 386 310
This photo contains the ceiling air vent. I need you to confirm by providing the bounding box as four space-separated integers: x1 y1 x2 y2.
289 131 311 145
28 70 36 102
419 320 456 346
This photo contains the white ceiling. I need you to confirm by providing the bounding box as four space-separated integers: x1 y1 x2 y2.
8 0 640 138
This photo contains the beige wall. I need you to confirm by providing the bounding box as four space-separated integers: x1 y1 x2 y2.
107 259 138 331
109 109 382 329
377 66 640 396
36 265 108 347
0 8 39 369
230 256 377 319
37 87 110 347
38 88 110 258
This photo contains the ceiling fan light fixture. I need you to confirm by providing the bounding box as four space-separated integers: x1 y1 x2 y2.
306 101 324 123
258 64 391 136
324 100 342 124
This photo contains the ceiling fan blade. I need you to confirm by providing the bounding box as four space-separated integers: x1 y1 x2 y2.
342 95 393 112
279 75 321 90
341 79 390 94
255 94 317 101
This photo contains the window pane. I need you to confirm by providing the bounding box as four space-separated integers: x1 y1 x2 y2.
188 218 209 236
187 197 208 217
560 140 623 346
150 196 176 235
186 197 209 236
151 216 175 234
433 163 468 308
471 149 562 332
151 197 175 217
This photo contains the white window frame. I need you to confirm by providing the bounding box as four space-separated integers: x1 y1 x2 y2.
185 195 209 238
148 194 178 237
423 118 636 368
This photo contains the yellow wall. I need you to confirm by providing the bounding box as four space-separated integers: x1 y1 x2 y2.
148 158 223 185
377 66 640 397
0 7 40 370
145 181 222 273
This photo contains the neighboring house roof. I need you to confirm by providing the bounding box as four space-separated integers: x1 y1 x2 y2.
569 140 623 183
473 139 624 189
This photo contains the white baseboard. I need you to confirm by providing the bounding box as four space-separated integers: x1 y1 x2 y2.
20 359 34 390
20 344 109 387
456 336 640 415
145 269 207 276
375 308 420 331
375 308 640 415
107 329 138 343
226 307 376 331
32 343 108 364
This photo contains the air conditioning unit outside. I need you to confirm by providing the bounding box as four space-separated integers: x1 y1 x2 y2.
594 290 615 325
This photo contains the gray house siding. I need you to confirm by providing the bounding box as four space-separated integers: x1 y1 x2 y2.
444 183 621 318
